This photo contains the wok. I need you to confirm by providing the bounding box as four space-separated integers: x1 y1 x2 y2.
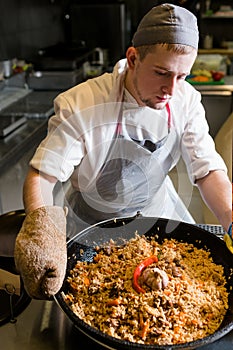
0 210 31 325
55 215 233 350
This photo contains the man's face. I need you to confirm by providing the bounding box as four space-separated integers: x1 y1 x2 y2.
126 45 197 110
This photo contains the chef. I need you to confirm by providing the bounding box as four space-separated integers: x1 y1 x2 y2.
14 3 232 300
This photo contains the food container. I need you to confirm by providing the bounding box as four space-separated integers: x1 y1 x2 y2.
191 55 227 74
55 215 233 350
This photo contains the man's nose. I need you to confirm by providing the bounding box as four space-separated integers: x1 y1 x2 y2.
162 77 176 96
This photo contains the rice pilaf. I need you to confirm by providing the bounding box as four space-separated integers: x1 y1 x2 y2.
63 234 229 345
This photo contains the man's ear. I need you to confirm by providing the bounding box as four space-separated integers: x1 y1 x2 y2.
126 47 138 69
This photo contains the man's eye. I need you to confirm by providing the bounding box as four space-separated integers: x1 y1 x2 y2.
155 71 167 76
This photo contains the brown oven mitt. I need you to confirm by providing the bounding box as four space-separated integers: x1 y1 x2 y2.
14 206 67 300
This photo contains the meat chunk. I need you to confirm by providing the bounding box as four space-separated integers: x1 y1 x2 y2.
140 267 169 290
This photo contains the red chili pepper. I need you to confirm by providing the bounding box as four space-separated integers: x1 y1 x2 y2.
132 255 158 293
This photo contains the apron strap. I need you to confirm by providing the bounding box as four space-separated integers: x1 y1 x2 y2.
117 103 172 137
116 121 122 135
166 103 171 133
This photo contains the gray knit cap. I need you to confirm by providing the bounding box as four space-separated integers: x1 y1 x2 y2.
132 3 199 49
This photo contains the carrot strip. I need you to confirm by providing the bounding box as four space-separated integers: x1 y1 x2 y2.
107 298 121 306
83 276 90 286
141 319 149 340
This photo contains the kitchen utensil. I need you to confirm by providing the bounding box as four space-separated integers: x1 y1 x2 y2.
55 215 233 350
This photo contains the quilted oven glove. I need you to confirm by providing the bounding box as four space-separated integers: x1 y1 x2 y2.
224 224 233 254
14 206 67 300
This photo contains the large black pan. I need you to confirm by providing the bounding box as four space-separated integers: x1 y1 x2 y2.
0 210 31 325
55 215 233 350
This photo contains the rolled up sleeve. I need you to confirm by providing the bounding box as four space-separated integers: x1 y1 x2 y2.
181 92 227 184
30 95 85 182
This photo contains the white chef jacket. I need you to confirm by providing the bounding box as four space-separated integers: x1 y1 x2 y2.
30 59 227 223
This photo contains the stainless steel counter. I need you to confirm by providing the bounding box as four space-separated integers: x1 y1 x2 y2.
0 119 48 174
0 88 57 213
0 88 60 175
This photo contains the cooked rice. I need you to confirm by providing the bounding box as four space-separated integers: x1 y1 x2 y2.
63 234 229 345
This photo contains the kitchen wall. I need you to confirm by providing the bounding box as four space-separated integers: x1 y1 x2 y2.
199 0 233 48
2 0 233 64
0 1 207 63
0 0 64 61
0 0 136 65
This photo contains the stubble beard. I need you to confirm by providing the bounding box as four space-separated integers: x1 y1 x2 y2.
132 75 165 110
